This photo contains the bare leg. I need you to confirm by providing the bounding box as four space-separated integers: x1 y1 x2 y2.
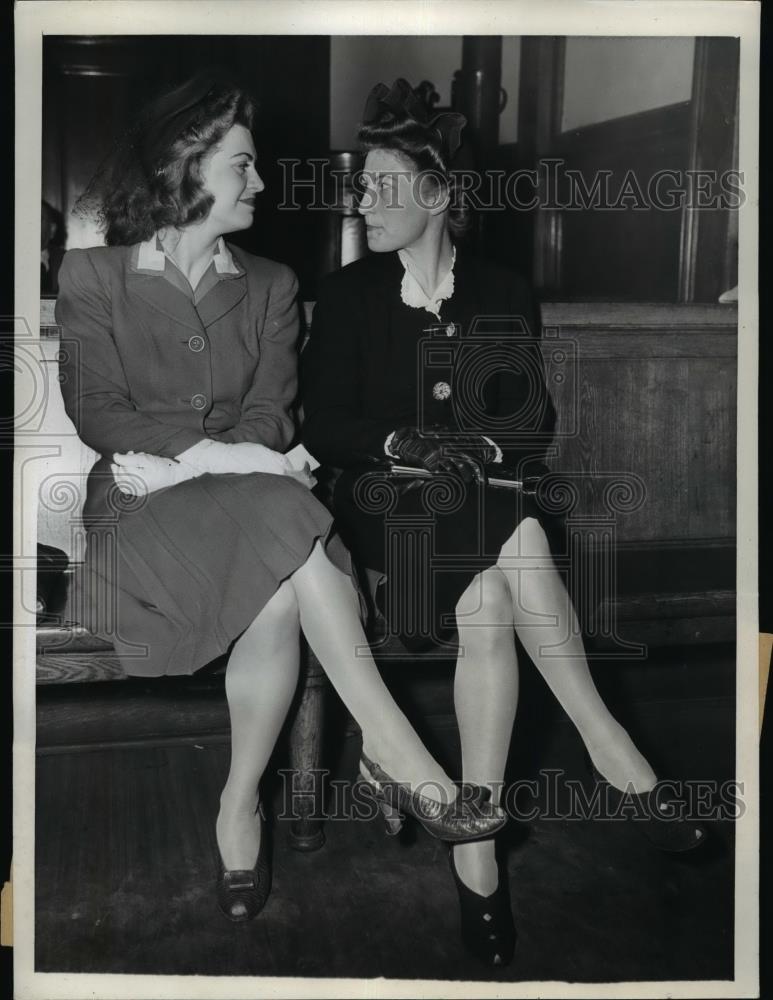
217 581 301 870
496 517 656 792
288 540 458 803
452 568 519 895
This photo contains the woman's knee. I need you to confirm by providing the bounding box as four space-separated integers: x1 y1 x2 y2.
497 518 578 617
510 517 554 562
455 568 514 628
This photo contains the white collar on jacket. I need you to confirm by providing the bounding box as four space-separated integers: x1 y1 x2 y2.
137 234 240 275
397 244 456 319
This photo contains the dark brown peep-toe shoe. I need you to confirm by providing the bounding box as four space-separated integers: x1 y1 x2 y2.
216 804 272 922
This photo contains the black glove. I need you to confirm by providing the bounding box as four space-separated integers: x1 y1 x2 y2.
390 427 486 482
442 433 498 466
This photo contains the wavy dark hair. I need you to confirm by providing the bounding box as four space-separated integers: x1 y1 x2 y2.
357 106 471 238
96 79 255 246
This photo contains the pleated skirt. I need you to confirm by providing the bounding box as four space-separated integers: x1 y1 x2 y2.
71 470 354 677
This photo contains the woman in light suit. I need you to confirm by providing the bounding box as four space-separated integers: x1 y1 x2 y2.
56 70 505 925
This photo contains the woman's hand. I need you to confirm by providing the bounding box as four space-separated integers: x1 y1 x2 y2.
111 451 198 496
112 440 306 498
444 433 499 466
389 427 488 483
176 439 293 477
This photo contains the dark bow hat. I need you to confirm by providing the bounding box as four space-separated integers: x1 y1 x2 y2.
362 78 467 164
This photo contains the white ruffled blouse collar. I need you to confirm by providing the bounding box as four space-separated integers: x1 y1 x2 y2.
397 245 456 319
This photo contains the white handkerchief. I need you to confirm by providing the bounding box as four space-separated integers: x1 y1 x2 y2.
285 443 321 472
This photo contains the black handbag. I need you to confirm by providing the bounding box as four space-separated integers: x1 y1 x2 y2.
36 543 69 619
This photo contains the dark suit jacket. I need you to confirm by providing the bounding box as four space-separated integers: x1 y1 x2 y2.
55 242 299 516
301 249 555 473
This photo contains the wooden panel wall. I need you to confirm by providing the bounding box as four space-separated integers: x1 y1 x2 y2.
538 302 736 645
541 302 737 543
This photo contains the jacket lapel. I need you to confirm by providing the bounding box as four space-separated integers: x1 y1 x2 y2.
195 274 247 329
126 237 247 332
126 271 205 334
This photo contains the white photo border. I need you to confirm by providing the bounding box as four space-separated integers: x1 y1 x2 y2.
14 2 761 997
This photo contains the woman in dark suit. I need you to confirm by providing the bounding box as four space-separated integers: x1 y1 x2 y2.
301 79 707 966
55 71 505 925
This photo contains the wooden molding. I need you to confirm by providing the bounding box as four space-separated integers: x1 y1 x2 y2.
678 37 741 302
541 300 737 331
517 37 566 293
44 298 739 338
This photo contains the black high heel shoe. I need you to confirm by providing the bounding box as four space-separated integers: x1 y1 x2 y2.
216 803 272 922
360 753 507 843
585 753 708 853
449 846 516 967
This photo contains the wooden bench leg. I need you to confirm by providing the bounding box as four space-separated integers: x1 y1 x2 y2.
287 644 328 852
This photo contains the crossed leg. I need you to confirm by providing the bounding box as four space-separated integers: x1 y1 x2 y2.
495 517 655 793
452 516 657 896
452 566 519 896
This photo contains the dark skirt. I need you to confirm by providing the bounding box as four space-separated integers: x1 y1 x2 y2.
332 465 554 653
70 470 354 677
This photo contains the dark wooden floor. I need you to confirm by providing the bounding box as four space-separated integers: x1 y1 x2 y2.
35 645 736 984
